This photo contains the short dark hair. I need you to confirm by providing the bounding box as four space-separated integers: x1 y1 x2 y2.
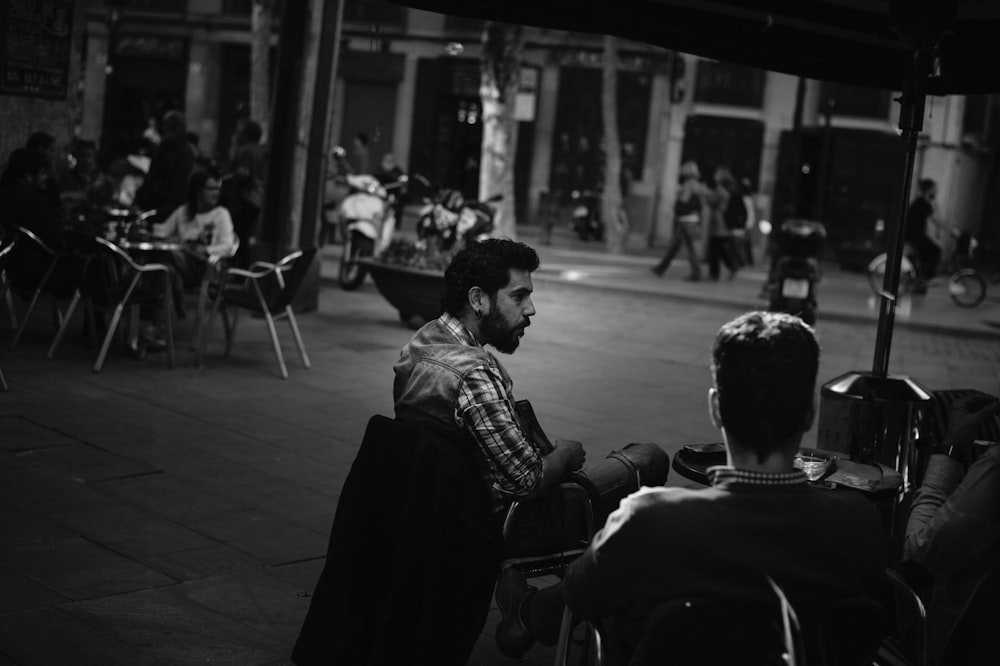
711 311 819 460
26 131 55 152
185 168 221 219
2 147 49 184
441 239 540 316
355 131 370 146
238 120 263 145
918 178 936 194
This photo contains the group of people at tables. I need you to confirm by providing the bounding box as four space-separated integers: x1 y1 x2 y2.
0 128 238 348
293 239 997 666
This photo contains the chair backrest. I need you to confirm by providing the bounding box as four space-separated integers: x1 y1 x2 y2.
7 226 62 292
271 247 317 311
95 236 144 272
625 593 886 666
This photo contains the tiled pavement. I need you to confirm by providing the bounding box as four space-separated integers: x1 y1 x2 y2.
2 228 999 665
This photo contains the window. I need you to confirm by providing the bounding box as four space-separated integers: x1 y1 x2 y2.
694 60 765 107
818 82 891 119
550 66 652 192
343 0 405 26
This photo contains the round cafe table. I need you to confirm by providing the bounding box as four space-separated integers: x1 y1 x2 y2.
117 237 182 253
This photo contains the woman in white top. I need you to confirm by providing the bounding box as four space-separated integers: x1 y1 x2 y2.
154 170 237 316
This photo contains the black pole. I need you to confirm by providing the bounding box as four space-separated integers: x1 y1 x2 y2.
299 0 343 250
260 0 309 260
872 48 930 377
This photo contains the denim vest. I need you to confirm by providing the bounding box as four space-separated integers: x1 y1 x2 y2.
393 317 506 441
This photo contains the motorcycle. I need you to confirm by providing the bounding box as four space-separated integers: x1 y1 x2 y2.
338 172 407 290
569 189 604 241
768 219 826 326
415 181 502 251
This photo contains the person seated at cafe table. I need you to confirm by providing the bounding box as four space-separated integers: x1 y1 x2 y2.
493 311 888 661
153 169 237 318
904 392 1000 666
0 147 67 250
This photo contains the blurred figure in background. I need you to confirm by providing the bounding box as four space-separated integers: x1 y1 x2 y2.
651 161 703 281
137 110 194 222
220 120 266 266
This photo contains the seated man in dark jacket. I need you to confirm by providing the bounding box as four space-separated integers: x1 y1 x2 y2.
495 311 888 662
0 147 67 250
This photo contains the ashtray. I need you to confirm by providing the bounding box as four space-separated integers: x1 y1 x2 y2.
793 451 836 482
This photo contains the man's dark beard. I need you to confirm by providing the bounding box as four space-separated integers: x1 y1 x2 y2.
481 307 520 354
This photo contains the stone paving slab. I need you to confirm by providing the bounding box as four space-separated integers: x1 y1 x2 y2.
61 589 289 665
0 608 166 666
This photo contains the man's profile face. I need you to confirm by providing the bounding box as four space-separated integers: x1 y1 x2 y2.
480 268 535 354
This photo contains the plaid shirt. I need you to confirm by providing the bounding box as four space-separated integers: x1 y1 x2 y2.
707 465 809 488
439 314 543 511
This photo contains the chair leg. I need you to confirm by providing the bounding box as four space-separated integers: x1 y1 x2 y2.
163 277 175 369
190 276 210 351
264 311 289 379
221 307 233 357
47 290 82 358
285 306 310 368
94 302 127 373
1 284 16 329
10 286 44 349
197 287 224 368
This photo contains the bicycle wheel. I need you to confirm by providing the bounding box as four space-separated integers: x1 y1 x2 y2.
949 269 986 308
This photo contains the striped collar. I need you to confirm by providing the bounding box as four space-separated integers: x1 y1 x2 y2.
707 466 810 487
439 312 481 348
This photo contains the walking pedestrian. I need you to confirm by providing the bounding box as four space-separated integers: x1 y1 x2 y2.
651 161 703 281
705 165 742 281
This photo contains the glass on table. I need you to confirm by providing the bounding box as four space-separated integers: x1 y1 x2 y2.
794 450 836 482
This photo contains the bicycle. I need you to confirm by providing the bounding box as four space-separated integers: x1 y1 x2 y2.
867 233 994 308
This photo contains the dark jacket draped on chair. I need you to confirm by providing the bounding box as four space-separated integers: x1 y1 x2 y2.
292 415 504 666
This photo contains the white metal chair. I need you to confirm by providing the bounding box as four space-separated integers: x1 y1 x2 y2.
48 236 175 372
2 227 79 349
197 247 315 379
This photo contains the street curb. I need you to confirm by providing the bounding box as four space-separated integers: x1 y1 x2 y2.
318 258 1000 341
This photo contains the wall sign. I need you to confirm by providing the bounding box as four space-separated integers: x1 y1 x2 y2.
0 0 75 100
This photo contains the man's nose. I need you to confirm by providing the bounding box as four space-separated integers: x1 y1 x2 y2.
523 297 536 317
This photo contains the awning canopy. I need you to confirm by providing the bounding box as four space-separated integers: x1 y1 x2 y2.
390 0 1000 95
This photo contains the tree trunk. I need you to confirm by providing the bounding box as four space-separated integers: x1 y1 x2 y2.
479 22 523 239
251 0 274 140
602 35 627 254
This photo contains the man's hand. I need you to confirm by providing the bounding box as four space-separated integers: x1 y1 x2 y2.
944 393 1000 454
553 438 586 473
529 439 586 498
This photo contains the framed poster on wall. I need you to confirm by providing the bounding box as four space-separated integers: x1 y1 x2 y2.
0 0 75 100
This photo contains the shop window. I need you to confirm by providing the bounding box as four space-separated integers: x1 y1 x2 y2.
343 0 405 26
819 82 891 119
444 15 484 33
550 66 652 194
694 60 765 107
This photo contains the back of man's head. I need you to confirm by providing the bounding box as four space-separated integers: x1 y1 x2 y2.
441 239 539 317
3 147 49 186
712 311 819 459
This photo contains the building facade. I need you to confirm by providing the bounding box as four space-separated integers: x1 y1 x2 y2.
77 0 1000 261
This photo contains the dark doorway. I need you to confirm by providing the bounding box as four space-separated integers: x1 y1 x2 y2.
773 127 903 270
339 81 398 173
101 54 187 164
680 115 764 189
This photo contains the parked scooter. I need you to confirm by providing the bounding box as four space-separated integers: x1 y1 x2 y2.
415 181 502 251
767 219 826 326
569 189 604 241
337 172 407 290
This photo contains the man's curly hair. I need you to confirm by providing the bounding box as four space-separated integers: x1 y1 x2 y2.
441 239 540 316
712 311 819 460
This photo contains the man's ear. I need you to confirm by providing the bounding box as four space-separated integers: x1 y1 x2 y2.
468 286 490 314
708 387 722 430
